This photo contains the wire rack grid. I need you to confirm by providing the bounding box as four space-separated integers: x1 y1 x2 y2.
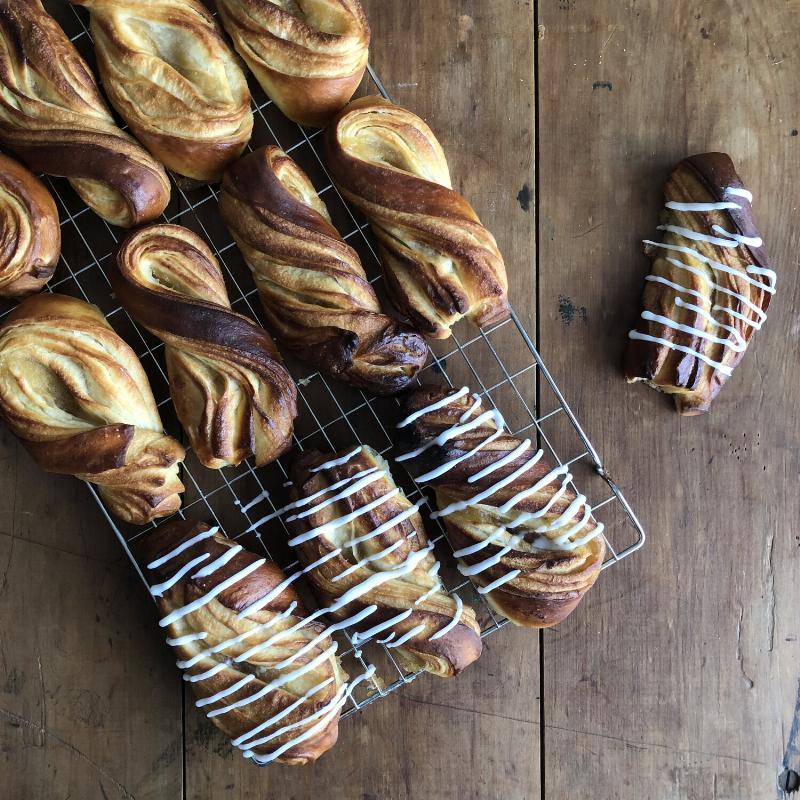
0 1 646 732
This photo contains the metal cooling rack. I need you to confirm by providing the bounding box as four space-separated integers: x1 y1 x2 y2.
0 1 646 730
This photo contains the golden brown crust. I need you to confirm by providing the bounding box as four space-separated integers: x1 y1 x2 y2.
399 388 605 628
0 152 59 298
219 146 428 395
215 0 370 127
289 445 482 676
0 0 170 226
110 224 298 469
138 520 346 766
624 152 774 415
71 0 253 181
324 96 510 339
0 294 184 524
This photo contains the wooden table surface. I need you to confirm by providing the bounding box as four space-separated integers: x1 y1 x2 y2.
1 1 799 798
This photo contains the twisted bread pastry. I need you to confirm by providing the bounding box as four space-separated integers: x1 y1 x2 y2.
219 146 428 395
110 224 297 469
0 0 170 227
396 388 606 628
71 0 253 182
138 519 369 766
214 0 370 127
324 96 510 339
0 153 59 298
0 294 184 524
286 445 482 676
625 153 776 415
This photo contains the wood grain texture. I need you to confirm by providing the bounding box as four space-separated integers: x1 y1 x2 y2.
537 1 800 798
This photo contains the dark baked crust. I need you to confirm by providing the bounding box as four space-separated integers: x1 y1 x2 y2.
624 152 773 415
220 146 428 395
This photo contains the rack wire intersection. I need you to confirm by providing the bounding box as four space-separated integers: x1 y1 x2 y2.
1 0 646 731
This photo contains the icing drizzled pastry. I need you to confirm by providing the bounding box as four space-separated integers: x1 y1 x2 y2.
139 520 373 766
110 224 298 469
0 0 170 227
0 153 59 298
282 445 482 676
324 96 510 339
625 153 776 415
397 387 606 628
0 294 184 524
219 146 428 395
214 0 370 127
71 0 253 181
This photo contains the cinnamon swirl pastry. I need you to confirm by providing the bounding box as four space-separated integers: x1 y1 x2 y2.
214 0 370 127
71 0 253 181
0 0 170 226
0 153 59 298
110 224 297 469
396 387 606 628
0 294 184 524
282 445 482 676
139 519 373 766
219 146 428 395
325 96 510 339
625 153 776 415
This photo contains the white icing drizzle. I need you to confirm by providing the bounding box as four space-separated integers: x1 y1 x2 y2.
192 545 243 579
311 446 362 472
396 391 605 604
630 184 775 373
396 408 505 462
286 469 387 522
166 632 208 647
385 624 427 648
150 553 209 597
147 526 219 569
196 674 255 708
396 386 469 428
429 594 464 641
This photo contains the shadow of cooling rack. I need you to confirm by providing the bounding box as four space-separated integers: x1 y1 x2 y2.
0 0 646 729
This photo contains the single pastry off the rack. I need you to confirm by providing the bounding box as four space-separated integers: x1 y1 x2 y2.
110 224 297 469
324 96 510 339
139 519 373 766
0 153 60 299
219 146 428 395
0 294 184 524
396 387 606 628
286 445 482 677
0 0 170 227
214 0 370 127
625 152 776 415
71 0 254 182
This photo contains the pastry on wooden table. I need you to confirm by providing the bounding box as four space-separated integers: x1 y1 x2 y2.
0 153 60 299
139 519 373 766
324 96 510 339
110 224 298 469
396 387 606 628
71 0 253 182
285 445 482 676
214 0 370 127
625 152 776 415
219 146 428 395
0 294 184 524
0 0 170 226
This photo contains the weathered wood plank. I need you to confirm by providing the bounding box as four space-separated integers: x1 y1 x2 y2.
183 1 539 798
0 428 183 799
537 1 800 797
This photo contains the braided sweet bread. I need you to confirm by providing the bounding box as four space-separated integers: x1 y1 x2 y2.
139 519 372 766
110 224 297 469
219 146 428 395
625 152 776 415
286 445 482 676
71 0 253 181
0 294 184 524
397 387 606 628
214 0 370 127
0 153 59 299
325 96 510 339
0 0 170 226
